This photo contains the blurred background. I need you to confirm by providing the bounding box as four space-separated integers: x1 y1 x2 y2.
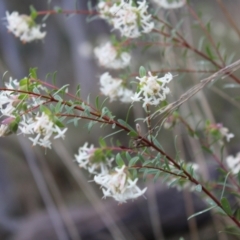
0 0 240 239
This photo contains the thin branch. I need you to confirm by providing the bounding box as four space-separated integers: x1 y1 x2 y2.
187 4 225 66
216 0 240 39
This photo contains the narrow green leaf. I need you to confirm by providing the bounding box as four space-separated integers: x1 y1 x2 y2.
201 146 213 154
205 45 215 60
235 209 240 221
53 6 63 13
19 77 29 86
129 156 139 167
29 68 38 79
220 171 231 199
95 96 99 110
128 131 138 137
139 66 146 77
102 129 124 140
54 95 63 101
54 118 65 128
125 152 131 161
152 137 162 150
116 153 125 167
188 205 216 220
52 84 69 97
153 171 160 182
221 197 232 216
87 121 94 132
117 119 136 133
29 5 38 20
40 105 52 116
99 137 106 147
143 160 153 166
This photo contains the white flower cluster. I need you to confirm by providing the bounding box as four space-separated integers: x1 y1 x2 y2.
0 77 67 148
226 152 240 174
19 113 67 148
98 0 154 38
218 124 234 142
100 72 134 103
131 72 173 108
5 11 46 43
75 143 147 202
94 165 147 203
153 0 186 9
94 42 131 69
0 78 20 117
75 142 113 174
207 123 234 145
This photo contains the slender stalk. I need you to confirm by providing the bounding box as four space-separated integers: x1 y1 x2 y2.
187 4 225 66
216 0 240 39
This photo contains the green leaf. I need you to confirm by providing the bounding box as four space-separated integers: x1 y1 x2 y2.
139 66 146 77
205 45 215 60
40 105 52 116
235 208 240 221
117 119 136 133
29 68 38 79
125 152 131 161
54 95 63 102
128 131 138 137
54 6 63 13
153 171 160 182
220 171 231 199
129 156 139 167
188 205 216 220
95 96 99 110
55 101 63 113
198 36 205 51
201 146 213 154
152 137 163 150
54 118 65 128
52 84 69 97
19 77 29 86
87 121 95 132
220 225 240 236
221 197 232 216
99 137 106 147
29 5 38 20
116 153 125 167
143 160 153 166
9 116 21 133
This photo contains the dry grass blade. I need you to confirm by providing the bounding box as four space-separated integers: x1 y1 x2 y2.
152 59 240 123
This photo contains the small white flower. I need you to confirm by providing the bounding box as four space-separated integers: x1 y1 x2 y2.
99 72 133 103
226 152 240 174
118 87 134 103
19 113 67 148
100 72 123 101
94 42 131 69
5 11 46 43
98 0 154 38
131 92 142 102
219 126 234 142
153 0 186 9
132 71 173 107
94 165 147 203
75 143 113 174
0 77 20 116
54 126 68 139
